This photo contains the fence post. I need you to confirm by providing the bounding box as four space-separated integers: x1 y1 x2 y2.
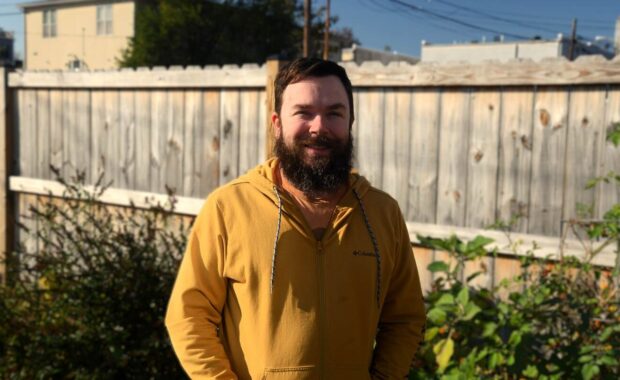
265 58 287 159
0 67 13 284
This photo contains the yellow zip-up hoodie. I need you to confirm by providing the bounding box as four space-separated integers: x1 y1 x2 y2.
165 158 426 379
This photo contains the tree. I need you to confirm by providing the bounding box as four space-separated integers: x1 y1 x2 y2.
119 0 359 67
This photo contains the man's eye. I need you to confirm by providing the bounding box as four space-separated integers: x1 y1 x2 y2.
328 111 343 117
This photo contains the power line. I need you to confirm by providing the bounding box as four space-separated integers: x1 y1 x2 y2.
426 0 560 34
386 0 530 39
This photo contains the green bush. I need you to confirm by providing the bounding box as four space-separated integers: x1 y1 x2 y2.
410 123 620 379
0 173 190 379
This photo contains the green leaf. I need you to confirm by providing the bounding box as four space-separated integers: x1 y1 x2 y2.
600 355 619 366
433 337 455 373
508 331 522 347
600 326 614 341
461 302 481 321
489 352 500 369
466 235 494 252
436 293 455 306
581 363 600 380
428 308 447 325
482 322 497 337
456 287 469 306
425 327 439 341
428 261 450 273
579 355 594 363
523 365 539 378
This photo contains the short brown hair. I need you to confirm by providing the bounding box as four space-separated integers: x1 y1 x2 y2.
274 58 354 127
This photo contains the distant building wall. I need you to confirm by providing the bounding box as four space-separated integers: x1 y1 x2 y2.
24 0 134 70
341 44 418 65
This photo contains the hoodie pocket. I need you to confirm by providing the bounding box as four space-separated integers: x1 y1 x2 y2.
262 365 316 380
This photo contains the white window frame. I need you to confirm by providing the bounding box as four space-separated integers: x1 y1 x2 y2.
43 9 57 38
96 4 113 35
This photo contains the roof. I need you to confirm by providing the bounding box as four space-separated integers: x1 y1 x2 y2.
19 0 130 10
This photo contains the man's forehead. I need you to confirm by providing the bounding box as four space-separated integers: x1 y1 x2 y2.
282 76 349 103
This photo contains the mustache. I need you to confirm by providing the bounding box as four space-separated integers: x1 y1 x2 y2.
296 134 339 149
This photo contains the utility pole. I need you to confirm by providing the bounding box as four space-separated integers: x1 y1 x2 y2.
304 0 311 57
322 0 330 60
568 18 577 61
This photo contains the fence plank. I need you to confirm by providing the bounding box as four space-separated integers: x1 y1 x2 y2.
382 89 412 211
598 87 620 215
407 90 440 223
466 90 501 228
357 89 384 186
436 90 471 227
219 90 240 186
103 91 120 186
200 91 220 196
563 87 607 224
61 91 76 178
257 90 267 162
135 90 151 191
119 91 135 189
494 255 522 299
163 90 184 195
412 246 434 295
151 90 169 193
49 91 63 173
0 68 10 282
36 90 50 179
74 91 90 180
239 90 261 175
496 89 534 233
183 91 202 198
20 90 37 177
528 88 569 236
90 91 105 180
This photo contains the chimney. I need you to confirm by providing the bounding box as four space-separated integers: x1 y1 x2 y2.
615 17 620 55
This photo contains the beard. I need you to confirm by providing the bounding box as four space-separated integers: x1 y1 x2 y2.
274 132 353 197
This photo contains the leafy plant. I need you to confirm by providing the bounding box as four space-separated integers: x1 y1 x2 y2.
0 171 191 379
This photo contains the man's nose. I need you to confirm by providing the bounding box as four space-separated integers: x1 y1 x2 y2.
308 115 328 135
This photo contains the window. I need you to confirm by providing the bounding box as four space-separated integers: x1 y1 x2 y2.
96 4 113 35
43 9 56 38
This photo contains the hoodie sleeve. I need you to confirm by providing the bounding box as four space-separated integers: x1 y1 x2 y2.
370 209 426 380
165 196 237 379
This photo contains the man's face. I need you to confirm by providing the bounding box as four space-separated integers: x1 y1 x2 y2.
272 75 353 196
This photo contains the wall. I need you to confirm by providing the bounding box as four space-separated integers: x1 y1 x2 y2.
25 0 134 70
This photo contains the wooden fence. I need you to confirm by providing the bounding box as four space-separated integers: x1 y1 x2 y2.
3 56 620 288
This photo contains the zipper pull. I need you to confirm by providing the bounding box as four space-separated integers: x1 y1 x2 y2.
317 241 324 255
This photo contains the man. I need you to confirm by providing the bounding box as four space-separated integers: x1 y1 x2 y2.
166 58 426 379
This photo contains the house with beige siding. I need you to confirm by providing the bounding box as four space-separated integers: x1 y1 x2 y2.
20 0 135 70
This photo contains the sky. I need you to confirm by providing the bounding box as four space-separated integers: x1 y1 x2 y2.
0 0 618 60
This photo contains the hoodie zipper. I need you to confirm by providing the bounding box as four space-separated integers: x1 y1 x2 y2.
316 240 326 380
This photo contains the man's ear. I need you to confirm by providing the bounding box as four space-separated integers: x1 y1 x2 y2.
271 112 282 139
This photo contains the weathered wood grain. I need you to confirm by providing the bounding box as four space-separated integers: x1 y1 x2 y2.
151 90 169 193
382 89 412 212
9 66 267 88
563 87 607 224
61 90 76 179
19 90 37 177
36 90 50 179
466 90 501 228
74 90 90 180
102 91 119 186
598 87 620 217
493 255 522 299
436 90 471 227
407 90 440 223
163 90 184 195
239 90 261 175
49 90 63 173
182 91 201 198
496 89 534 233
90 91 106 181
119 91 135 189
219 90 240 186
412 245 434 295
528 88 569 236
200 91 220 196
134 90 151 191
356 89 385 187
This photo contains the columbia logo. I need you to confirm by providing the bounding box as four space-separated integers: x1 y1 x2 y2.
352 250 376 257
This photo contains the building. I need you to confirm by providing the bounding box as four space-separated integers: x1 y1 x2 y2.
421 34 614 63
20 0 135 70
341 44 419 65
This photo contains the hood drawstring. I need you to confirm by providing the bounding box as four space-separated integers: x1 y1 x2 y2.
270 186 381 308
353 188 382 308
271 186 283 295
